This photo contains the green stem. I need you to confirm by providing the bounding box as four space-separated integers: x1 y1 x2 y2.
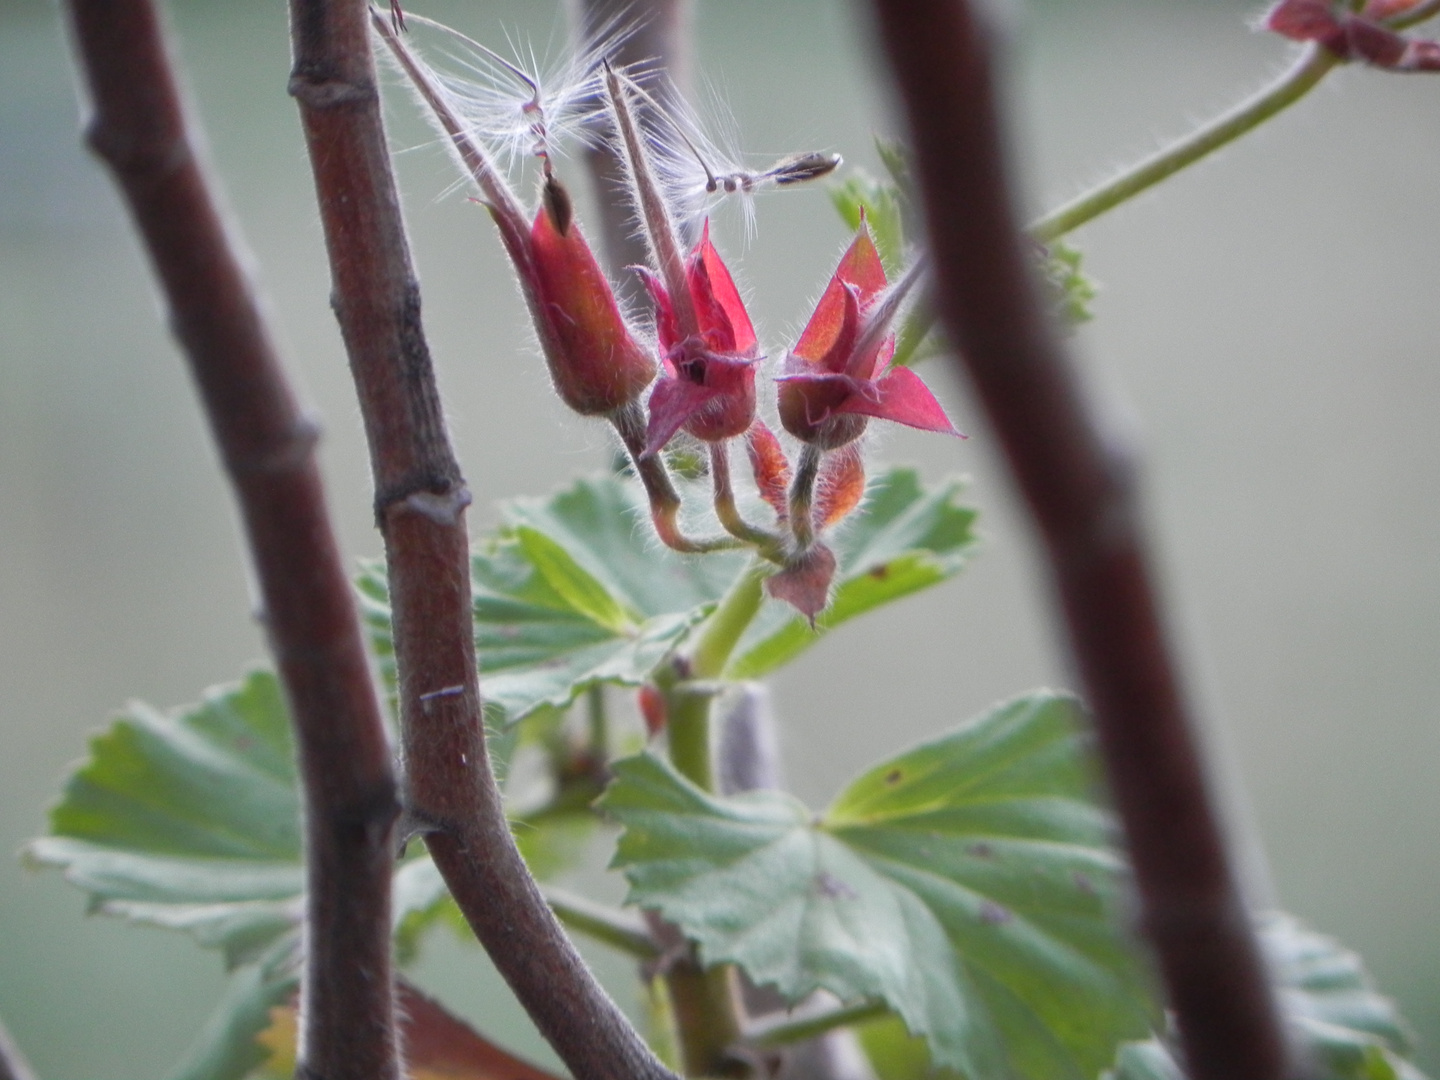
787 444 823 553
710 442 785 559
543 885 658 961
586 683 608 762
689 560 769 682
744 1000 889 1049
660 563 770 1072
1029 45 1338 243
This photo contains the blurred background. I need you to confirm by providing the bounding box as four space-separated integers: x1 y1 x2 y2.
2 0 1437 1075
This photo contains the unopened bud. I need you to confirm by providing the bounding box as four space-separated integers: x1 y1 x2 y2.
528 185 656 416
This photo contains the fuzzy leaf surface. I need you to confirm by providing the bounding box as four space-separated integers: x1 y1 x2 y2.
24 672 304 1080
359 475 735 725
25 670 304 964
361 471 974 721
601 691 1155 1078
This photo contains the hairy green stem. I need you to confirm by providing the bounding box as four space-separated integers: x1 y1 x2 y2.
690 560 769 682
743 1000 889 1049
611 402 743 555
660 561 770 1075
710 442 785 559
544 885 659 961
787 444 823 552
1029 44 1337 242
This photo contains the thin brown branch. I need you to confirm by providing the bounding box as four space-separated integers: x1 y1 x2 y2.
867 4 1291 1080
60 2 400 1078
0 1016 36 1080
285 3 677 1079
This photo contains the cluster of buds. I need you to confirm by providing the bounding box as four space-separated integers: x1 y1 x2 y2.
1266 0 1440 70
372 12 960 618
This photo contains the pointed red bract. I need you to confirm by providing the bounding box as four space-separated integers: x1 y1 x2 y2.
529 205 656 415
641 221 758 455
745 421 791 521
815 445 865 529
778 226 960 449
765 544 837 624
793 232 887 364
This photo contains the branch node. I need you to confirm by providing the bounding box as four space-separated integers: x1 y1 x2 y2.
85 118 190 180
393 486 473 526
287 73 375 109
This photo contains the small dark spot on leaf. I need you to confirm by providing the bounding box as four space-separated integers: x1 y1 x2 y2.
1072 871 1096 896
979 900 1012 925
967 842 993 858
868 563 891 580
885 768 903 785
813 871 858 900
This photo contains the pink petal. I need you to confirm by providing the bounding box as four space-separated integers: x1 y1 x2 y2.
636 268 680 355
1345 17 1410 64
689 221 757 355
794 229 887 364
1266 0 1343 41
643 376 721 457
837 367 962 436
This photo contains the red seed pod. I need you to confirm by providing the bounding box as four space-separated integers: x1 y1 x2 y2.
637 684 667 738
528 185 657 416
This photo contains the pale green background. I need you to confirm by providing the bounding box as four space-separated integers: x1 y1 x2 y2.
1 0 1437 1076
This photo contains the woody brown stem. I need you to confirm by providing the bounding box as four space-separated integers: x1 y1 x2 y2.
869 3 1291 1079
63 2 401 1077
286 4 677 1080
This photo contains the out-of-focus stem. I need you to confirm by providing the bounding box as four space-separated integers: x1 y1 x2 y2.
1029 44 1337 243
869 3 1291 1079
544 886 659 961
744 1001 888 1050
0 1016 36 1080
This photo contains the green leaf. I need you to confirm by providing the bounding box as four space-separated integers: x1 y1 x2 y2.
25 671 304 964
22 672 304 1080
727 469 977 679
362 471 974 723
358 475 736 726
1038 241 1097 329
1103 914 1429 1080
601 691 1156 1078
163 937 297 1080
515 525 638 635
